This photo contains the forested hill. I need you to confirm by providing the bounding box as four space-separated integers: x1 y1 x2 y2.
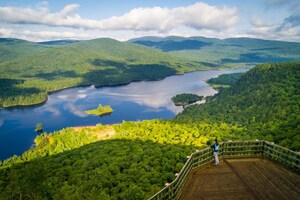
0 38 199 107
175 62 300 150
1 62 299 199
129 36 300 69
1 36 300 107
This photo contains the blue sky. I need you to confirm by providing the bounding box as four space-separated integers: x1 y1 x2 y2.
0 0 299 41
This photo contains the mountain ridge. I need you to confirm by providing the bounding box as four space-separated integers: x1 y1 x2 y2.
129 36 300 69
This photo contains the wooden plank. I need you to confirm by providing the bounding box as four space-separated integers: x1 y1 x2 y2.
179 158 300 200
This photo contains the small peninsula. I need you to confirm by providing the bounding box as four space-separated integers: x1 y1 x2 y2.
207 72 244 89
85 104 113 116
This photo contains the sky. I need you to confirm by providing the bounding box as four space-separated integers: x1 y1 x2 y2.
0 0 299 42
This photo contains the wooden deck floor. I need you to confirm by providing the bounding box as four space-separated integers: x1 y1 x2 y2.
179 158 300 200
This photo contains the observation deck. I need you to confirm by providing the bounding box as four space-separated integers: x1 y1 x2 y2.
150 140 300 200
179 158 299 199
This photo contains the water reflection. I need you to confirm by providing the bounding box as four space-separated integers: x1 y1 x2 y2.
0 69 247 160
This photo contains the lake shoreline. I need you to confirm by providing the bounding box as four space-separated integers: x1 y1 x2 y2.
0 68 246 160
1 68 232 109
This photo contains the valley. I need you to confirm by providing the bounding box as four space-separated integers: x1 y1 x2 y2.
0 61 299 199
0 68 244 160
1 37 300 108
1 0 300 199
0 37 299 200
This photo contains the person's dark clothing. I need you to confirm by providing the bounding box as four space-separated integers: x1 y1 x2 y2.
211 143 219 152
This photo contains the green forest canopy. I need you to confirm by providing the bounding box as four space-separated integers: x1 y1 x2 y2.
0 62 299 199
207 72 244 89
175 62 300 150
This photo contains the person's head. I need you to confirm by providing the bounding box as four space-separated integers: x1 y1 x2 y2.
215 139 218 144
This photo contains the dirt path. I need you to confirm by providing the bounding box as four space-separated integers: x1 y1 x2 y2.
72 125 116 140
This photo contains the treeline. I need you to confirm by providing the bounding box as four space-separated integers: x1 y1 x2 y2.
0 139 196 199
1 120 248 168
0 126 106 168
0 64 178 107
207 72 244 86
175 62 300 150
113 119 248 146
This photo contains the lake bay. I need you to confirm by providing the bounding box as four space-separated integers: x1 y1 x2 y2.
0 69 245 160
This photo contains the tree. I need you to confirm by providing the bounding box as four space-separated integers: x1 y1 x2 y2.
35 123 43 134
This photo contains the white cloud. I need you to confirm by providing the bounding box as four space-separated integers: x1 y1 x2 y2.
0 3 97 29
0 28 12 37
35 106 61 116
21 30 90 40
172 3 238 30
77 94 87 99
0 2 238 32
0 28 92 41
57 95 68 100
99 3 238 32
0 2 298 42
251 16 275 28
248 16 300 41
64 102 87 117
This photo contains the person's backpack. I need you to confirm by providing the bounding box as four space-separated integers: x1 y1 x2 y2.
215 144 219 151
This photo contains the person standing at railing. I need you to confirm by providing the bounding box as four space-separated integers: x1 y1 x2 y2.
211 139 219 166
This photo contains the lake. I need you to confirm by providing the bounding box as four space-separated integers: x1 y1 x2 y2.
0 69 246 160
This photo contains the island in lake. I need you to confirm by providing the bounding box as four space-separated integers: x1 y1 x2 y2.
171 93 203 107
85 104 113 116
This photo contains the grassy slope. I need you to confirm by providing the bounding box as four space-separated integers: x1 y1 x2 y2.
0 38 201 107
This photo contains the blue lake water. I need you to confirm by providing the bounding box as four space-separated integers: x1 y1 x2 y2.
0 69 246 160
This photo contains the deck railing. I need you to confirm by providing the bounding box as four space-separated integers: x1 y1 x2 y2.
149 140 300 200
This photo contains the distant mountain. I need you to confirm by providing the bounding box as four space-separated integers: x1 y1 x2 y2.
0 38 45 62
128 35 219 43
132 39 211 52
38 40 81 45
129 36 300 68
128 36 218 52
